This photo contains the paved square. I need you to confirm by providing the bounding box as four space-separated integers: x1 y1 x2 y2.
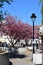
9 50 35 65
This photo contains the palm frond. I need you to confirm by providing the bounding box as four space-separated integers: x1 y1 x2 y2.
0 0 13 4
39 0 43 4
5 0 13 4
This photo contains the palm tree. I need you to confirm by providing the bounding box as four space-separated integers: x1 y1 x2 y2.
39 0 43 24
39 0 43 52
0 0 13 21
0 0 13 7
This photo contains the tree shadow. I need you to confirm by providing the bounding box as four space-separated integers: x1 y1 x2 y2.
9 47 27 59
9 61 13 65
14 54 27 59
9 52 27 59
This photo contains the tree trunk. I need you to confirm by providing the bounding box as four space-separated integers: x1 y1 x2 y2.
11 42 14 47
41 5 43 24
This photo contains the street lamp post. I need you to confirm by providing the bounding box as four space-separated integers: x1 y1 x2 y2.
30 13 37 53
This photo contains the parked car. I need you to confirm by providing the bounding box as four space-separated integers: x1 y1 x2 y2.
27 39 40 46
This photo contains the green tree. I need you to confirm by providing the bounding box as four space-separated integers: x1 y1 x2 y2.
39 0 43 52
39 0 43 24
0 0 13 7
0 0 13 21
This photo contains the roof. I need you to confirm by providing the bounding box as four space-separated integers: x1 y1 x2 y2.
34 25 41 29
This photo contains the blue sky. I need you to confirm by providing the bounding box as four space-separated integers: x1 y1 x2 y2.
3 0 42 26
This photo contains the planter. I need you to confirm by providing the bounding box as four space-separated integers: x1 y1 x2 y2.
0 47 9 51
0 50 10 65
33 53 42 65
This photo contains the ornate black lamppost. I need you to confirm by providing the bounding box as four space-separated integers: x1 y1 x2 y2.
30 13 37 53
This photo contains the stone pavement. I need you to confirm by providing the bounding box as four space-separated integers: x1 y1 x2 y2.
10 58 35 65
9 49 35 65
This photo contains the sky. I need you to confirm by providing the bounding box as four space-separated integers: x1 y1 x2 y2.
2 0 42 26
